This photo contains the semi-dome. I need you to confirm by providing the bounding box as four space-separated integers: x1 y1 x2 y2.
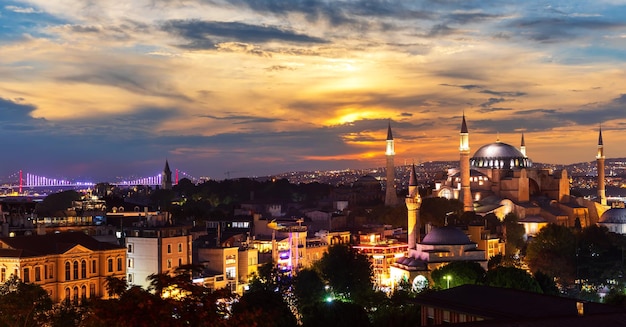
470 141 532 169
599 208 626 224
421 226 472 245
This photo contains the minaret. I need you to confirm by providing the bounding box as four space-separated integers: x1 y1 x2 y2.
405 164 421 249
385 122 398 206
520 133 527 158
597 126 606 205
459 114 473 212
162 160 173 190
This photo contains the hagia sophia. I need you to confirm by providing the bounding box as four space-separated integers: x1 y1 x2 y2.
387 114 613 286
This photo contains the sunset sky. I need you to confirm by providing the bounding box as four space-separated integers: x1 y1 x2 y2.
1 1 626 182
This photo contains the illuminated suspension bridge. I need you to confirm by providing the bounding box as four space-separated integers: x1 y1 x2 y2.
2 169 199 193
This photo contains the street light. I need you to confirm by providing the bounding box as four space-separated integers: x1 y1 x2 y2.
444 275 452 289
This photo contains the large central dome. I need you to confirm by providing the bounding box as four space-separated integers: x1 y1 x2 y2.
470 141 532 169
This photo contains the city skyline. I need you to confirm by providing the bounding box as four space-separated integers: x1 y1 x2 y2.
1 1 626 181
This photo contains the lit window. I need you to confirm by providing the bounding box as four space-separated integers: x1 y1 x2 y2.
81 260 87 278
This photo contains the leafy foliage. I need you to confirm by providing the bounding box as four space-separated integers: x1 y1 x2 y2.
0 276 53 327
315 244 374 305
430 261 486 289
525 224 577 285
485 266 542 293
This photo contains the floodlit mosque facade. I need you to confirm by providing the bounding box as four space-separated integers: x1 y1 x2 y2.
432 115 608 229
387 116 610 289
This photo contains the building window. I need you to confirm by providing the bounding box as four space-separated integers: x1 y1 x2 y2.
65 262 71 281
81 285 87 301
178 243 183 253
65 288 71 303
108 258 113 273
81 260 87 279
127 243 133 253
73 286 79 303
90 284 96 297
178 258 182 267
23 268 30 283
167 259 172 269
128 258 134 268
92 260 96 274
1 267 5 282
128 273 133 283
117 258 122 271
35 266 41 282
48 264 53 279
226 267 236 280
44 265 47 280
73 261 79 279
167 244 172 254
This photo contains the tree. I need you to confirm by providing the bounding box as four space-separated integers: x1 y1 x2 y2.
525 224 577 285
485 266 542 293
0 276 53 327
430 261 485 289
533 271 559 296
315 244 374 304
232 289 297 327
293 268 326 311
503 213 525 257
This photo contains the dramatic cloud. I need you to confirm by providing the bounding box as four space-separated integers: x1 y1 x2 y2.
1 0 626 180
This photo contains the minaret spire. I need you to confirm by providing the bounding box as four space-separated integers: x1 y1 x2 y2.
385 121 398 206
520 132 527 158
597 124 606 205
459 113 473 212
406 163 421 249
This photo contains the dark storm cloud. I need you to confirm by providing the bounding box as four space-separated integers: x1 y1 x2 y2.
288 91 460 113
514 109 558 115
445 12 503 25
161 20 327 49
199 113 284 124
0 97 48 131
440 83 484 90
425 24 458 38
223 0 433 25
479 90 526 97
508 17 626 43
480 97 506 108
60 67 191 101
478 107 512 113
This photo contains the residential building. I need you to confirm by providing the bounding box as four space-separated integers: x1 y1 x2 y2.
125 226 192 289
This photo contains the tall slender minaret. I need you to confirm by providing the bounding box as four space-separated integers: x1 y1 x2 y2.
385 122 398 206
520 133 527 158
406 164 421 249
597 125 607 205
459 114 473 212
162 160 173 190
